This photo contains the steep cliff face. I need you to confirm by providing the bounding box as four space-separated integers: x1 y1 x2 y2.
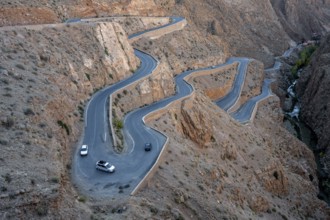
0 21 137 218
296 34 330 171
270 0 330 40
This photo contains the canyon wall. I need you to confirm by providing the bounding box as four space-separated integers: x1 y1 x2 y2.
296 34 330 173
270 0 330 40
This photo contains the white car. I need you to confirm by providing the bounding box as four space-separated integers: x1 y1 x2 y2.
80 145 88 156
96 160 115 173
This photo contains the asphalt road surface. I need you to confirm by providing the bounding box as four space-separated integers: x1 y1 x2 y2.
215 58 250 111
128 17 184 40
230 78 274 123
72 49 158 197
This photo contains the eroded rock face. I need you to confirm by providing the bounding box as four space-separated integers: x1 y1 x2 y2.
95 22 139 81
179 94 214 147
296 34 330 186
248 195 270 213
270 0 330 40
255 161 289 196
297 35 330 152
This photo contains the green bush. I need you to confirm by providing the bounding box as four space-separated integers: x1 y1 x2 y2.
85 73 90 81
105 47 109 56
57 120 70 135
50 176 59 183
291 45 317 76
113 118 123 130
78 196 87 203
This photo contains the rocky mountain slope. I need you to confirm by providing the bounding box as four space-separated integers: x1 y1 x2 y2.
296 34 330 194
297 34 330 152
1 0 330 219
0 21 138 218
270 0 330 41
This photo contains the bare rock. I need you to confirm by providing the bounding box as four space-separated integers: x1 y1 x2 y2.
248 195 270 213
179 94 214 147
255 161 289 196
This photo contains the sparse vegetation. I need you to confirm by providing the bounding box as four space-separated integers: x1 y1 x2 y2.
113 118 124 129
150 206 158 214
207 20 217 35
57 120 70 135
78 196 87 203
36 202 48 216
4 173 11 183
291 45 318 77
1 186 7 192
24 108 35 116
175 0 184 4
85 73 91 81
78 105 84 119
50 176 59 183
105 47 109 56
15 63 25 70
2 116 14 129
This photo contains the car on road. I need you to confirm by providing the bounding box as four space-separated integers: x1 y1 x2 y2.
96 160 115 173
211 65 216 69
144 143 152 151
80 145 88 156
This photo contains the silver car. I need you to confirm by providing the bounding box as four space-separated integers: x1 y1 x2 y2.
96 160 115 173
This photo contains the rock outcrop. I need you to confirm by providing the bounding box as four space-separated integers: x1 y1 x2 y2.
179 94 214 147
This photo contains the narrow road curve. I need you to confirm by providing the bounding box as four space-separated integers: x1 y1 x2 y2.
215 58 250 111
230 78 274 123
215 59 278 123
128 17 184 40
229 60 282 123
72 50 158 197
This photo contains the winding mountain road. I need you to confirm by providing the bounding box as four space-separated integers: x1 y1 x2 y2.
72 17 276 197
72 50 158 196
72 17 187 197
